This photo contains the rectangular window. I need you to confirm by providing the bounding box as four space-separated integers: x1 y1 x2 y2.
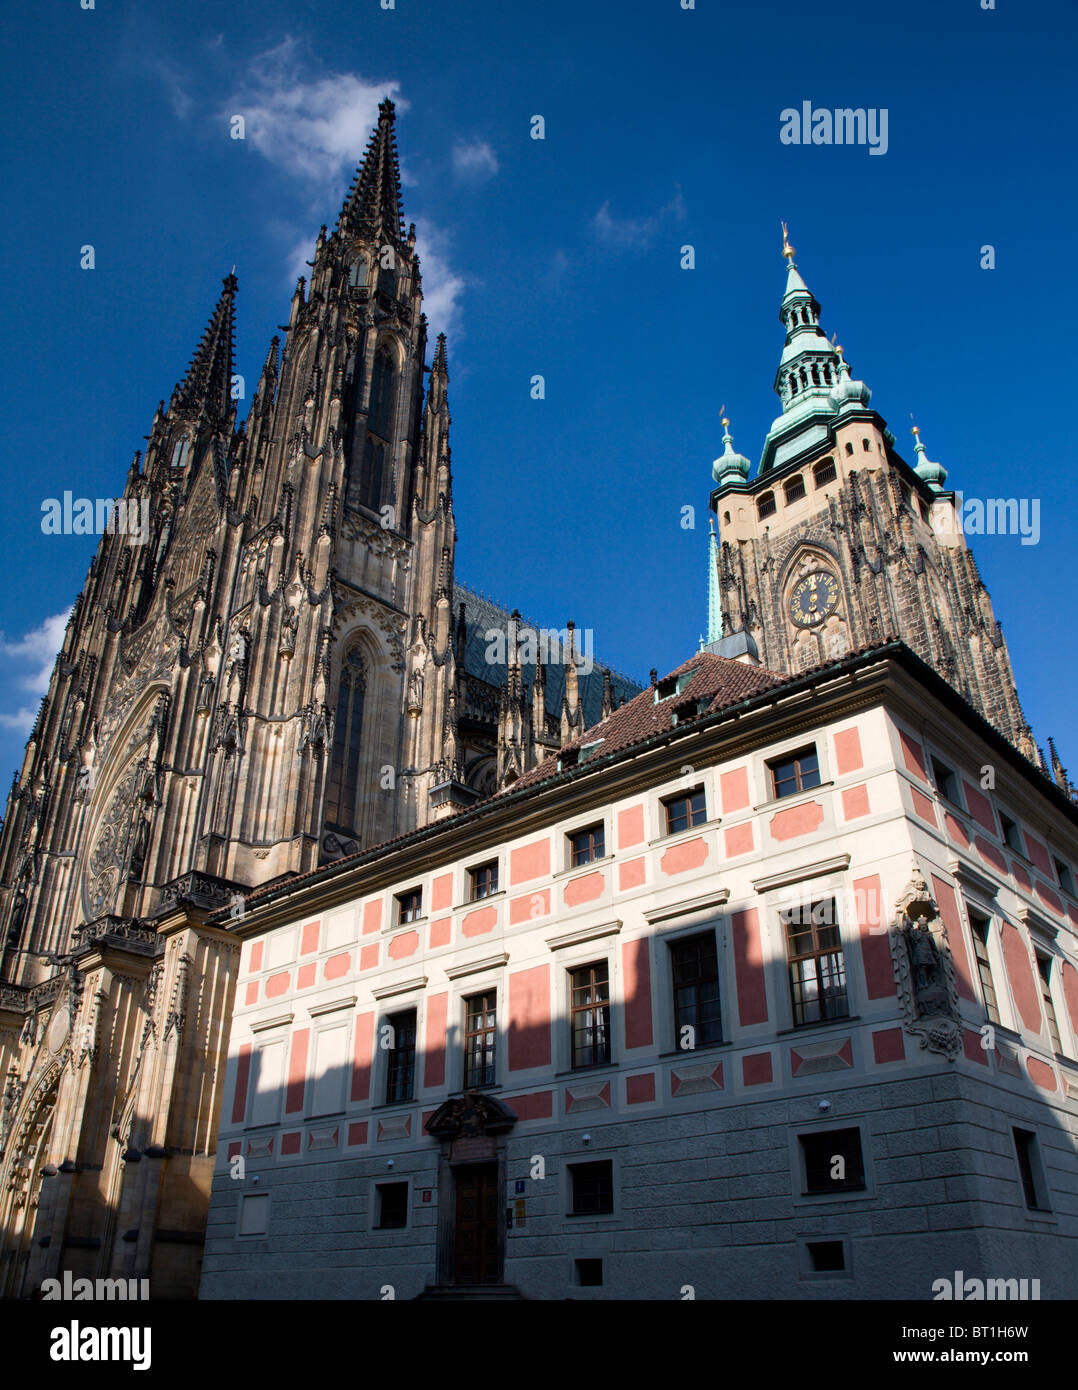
1012 1128 1050 1211
782 899 849 1027
662 787 707 835
813 458 837 488
384 1009 417 1103
568 823 605 868
575 1258 603 1286
967 908 1000 1025
238 1193 270 1236
1054 858 1075 896
784 475 806 505
468 861 499 901
570 962 611 1069
1035 953 1062 1054
375 1182 408 1229
670 933 723 1046
569 1160 614 1215
757 492 777 520
806 1240 845 1272
769 746 821 800
799 1128 866 1195
999 813 1024 854
396 888 422 924
931 758 959 803
463 991 497 1088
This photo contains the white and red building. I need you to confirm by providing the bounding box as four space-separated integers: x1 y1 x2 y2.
199 641 1078 1299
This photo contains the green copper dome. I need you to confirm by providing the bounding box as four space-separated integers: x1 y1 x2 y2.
912 425 947 489
828 347 871 410
712 417 751 484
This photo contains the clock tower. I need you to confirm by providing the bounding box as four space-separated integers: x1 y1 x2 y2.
709 230 1037 760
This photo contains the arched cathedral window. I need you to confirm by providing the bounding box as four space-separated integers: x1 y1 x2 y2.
325 649 367 832
360 344 397 511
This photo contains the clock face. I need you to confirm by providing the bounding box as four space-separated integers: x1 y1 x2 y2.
789 571 840 627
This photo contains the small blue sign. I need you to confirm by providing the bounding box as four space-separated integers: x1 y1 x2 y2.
514 1179 526 1194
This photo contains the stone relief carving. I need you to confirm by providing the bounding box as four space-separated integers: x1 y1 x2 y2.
889 863 963 1059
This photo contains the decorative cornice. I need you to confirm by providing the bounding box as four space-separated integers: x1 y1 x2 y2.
249 1012 295 1033
643 890 730 925
946 856 1000 903
371 975 428 1000
752 854 850 894
445 953 510 980
545 919 622 951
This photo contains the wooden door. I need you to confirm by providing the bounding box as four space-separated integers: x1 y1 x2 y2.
453 1163 500 1285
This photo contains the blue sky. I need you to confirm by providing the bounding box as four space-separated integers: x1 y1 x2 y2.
0 0 1074 783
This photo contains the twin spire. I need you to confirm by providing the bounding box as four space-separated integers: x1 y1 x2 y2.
169 271 237 430
337 96 406 242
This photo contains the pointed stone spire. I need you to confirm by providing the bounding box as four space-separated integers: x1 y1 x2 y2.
338 98 405 243
1048 737 1072 794
773 226 843 413
431 332 448 377
169 272 237 429
706 518 722 644
601 669 614 721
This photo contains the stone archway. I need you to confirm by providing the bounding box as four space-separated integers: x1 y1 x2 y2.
0 1067 60 1299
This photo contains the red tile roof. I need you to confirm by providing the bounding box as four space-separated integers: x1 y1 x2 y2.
504 650 789 792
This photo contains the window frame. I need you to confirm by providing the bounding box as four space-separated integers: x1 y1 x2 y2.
813 457 837 489
999 812 1024 855
781 897 850 1028
966 906 1001 1026
462 989 498 1089
1012 1127 1051 1212
783 474 806 505
767 745 822 801
567 1158 615 1217
568 960 612 1070
373 1180 410 1230
669 930 723 1050
468 860 500 902
930 756 961 806
797 1125 867 1197
1034 951 1062 1054
395 887 423 926
661 786 707 837
383 1007 418 1105
756 491 777 521
567 821 606 869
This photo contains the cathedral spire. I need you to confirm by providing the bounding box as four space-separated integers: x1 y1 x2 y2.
773 226 844 413
337 98 405 243
169 272 237 430
706 517 722 645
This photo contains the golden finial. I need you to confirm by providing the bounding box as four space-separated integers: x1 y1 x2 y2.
910 411 919 438
781 221 795 261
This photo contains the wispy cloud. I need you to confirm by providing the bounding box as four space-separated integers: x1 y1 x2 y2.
414 218 467 337
452 140 499 183
0 610 71 736
592 188 687 250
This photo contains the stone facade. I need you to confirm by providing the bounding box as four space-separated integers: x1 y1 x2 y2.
0 102 634 1299
200 651 1078 1300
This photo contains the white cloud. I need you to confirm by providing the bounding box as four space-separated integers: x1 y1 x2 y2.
592 188 687 250
414 218 466 337
452 140 499 182
0 610 71 737
225 36 406 192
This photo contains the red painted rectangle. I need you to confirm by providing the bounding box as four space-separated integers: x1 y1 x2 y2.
833 726 863 775
362 899 383 936
724 822 754 857
347 1121 368 1147
931 875 976 1001
510 839 550 885
720 766 750 813
508 1091 553 1121
622 938 653 1049
232 1043 252 1124
509 889 550 924
300 919 320 955
617 804 645 849
911 787 937 825
742 1052 773 1086
424 992 449 1089
898 729 928 781
842 784 870 820
962 781 996 834
508 965 551 1071
872 1028 905 1063
285 1029 309 1114
854 873 895 999
281 1132 301 1156
732 906 768 1026
431 872 454 912
626 1073 655 1104
248 940 264 974
350 1012 374 1102
1025 834 1052 877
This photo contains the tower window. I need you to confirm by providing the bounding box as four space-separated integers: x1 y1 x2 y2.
757 492 777 521
784 475 806 505
348 259 368 289
813 457 836 488
862 438 871 451
789 374 798 396
359 343 398 511
325 648 367 832
810 365 820 386
845 442 854 456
